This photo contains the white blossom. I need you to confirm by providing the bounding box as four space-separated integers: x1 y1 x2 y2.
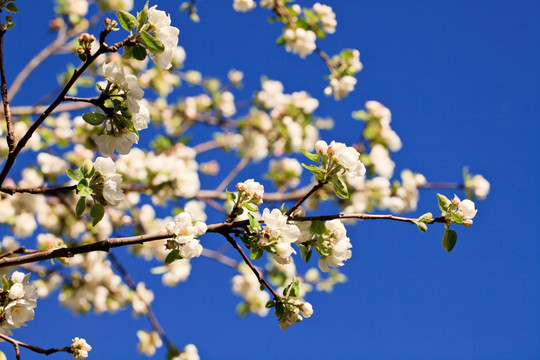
147 6 180 70
233 0 256 12
283 28 317 58
313 3 337 33
325 75 357 100
172 344 200 360
72 337 92 359
96 131 139 155
467 174 490 200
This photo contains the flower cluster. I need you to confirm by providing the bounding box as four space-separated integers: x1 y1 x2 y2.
165 212 207 260
0 272 38 336
72 337 92 360
312 3 337 34
236 179 264 206
261 208 301 264
283 28 317 58
438 194 478 227
94 157 125 206
314 140 366 178
94 61 149 155
317 220 353 272
465 173 490 200
324 49 363 100
137 330 162 356
267 157 303 189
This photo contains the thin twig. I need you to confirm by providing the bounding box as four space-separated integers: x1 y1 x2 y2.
284 181 325 217
0 29 15 152
0 333 72 358
0 185 77 195
107 252 172 348
222 233 280 299
0 246 39 259
215 157 249 193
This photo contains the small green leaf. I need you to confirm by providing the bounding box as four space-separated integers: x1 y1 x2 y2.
309 220 326 235
275 35 285 45
4 2 18 13
332 179 349 199
90 203 105 226
165 249 182 264
140 30 165 53
226 190 236 202
76 197 86 217
77 179 93 196
122 46 133 59
450 212 464 224
300 148 320 162
442 228 458 252
118 10 138 31
247 213 261 231
265 300 275 308
137 2 149 32
275 300 285 317
82 112 108 126
132 45 147 61
437 193 452 212
1 275 9 290
250 246 263 260
243 203 257 212
290 277 300 297
67 169 84 182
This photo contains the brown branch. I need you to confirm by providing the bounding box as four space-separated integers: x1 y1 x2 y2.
0 29 15 152
0 333 72 358
0 232 171 268
284 181 325 217
6 102 92 116
0 246 39 259
0 185 77 195
315 47 337 77
222 233 280 299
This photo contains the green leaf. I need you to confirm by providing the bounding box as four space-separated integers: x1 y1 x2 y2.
82 112 108 126
66 169 84 182
165 249 182 264
137 2 149 32
247 212 261 231
243 203 257 212
442 228 458 252
132 45 147 61
250 245 263 260
122 46 133 59
332 179 349 199
81 159 94 178
1 275 9 290
309 220 326 235
437 193 452 212
275 35 285 45
4 2 18 13
265 300 275 308
140 30 165 53
275 300 285 317
300 148 320 162
226 190 236 202
76 197 86 217
77 179 93 197
118 10 138 31
450 212 464 224
90 203 105 226
290 277 300 297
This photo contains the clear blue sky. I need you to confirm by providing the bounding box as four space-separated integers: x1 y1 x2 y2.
5 0 540 359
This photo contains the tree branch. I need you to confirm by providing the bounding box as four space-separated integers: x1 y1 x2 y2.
0 333 73 358
284 181 325 217
0 29 15 152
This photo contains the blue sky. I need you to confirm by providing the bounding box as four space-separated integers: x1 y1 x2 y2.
5 0 540 359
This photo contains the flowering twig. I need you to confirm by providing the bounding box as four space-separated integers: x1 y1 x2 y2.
0 31 133 187
0 29 15 152
0 333 73 359
284 181 325 217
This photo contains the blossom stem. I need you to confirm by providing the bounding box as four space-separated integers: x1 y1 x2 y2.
284 181 325 217
222 233 280 299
